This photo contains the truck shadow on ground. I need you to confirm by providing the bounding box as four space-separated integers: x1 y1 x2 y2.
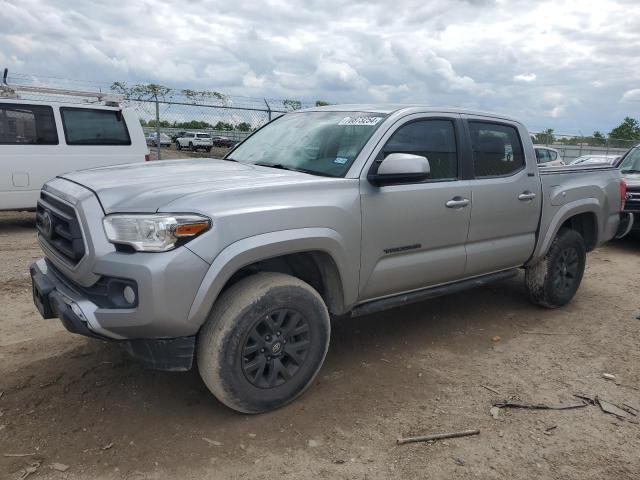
1 274 542 474
0 212 36 232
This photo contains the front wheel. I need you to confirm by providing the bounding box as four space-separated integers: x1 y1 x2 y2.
525 229 586 308
176 142 182 150
197 272 330 413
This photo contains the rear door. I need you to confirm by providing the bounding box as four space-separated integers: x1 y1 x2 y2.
463 117 542 276
359 114 472 300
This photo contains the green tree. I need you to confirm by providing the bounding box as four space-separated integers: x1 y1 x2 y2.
533 128 555 145
609 117 640 141
315 100 330 107
591 131 606 146
182 89 227 105
283 99 303 111
213 121 234 131
147 119 171 128
111 82 173 101
236 122 252 132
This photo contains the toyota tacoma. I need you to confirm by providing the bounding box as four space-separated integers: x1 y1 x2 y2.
30 105 625 413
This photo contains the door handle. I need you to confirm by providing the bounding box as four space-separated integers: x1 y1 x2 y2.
518 191 537 201
446 197 470 208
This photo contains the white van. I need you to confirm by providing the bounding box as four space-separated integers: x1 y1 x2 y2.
1 98 148 211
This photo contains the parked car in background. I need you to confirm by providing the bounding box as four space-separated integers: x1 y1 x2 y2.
171 131 186 144
0 96 148 211
617 143 639 237
570 154 620 166
534 146 564 166
176 132 213 152
212 136 237 148
146 132 171 147
30 105 625 413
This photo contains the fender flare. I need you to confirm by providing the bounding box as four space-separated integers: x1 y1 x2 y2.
528 198 600 265
186 227 356 327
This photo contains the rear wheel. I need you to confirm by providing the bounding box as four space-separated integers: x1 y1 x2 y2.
525 229 586 308
189 142 195 151
197 272 330 413
176 142 182 150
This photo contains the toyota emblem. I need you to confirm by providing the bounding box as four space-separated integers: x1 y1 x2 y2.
42 211 54 239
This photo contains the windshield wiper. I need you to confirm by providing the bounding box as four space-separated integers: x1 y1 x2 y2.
223 157 239 162
253 162 333 177
621 169 640 173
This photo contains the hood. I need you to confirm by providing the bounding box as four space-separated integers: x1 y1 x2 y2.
60 159 328 212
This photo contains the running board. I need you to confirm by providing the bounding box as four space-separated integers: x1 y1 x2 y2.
351 269 519 317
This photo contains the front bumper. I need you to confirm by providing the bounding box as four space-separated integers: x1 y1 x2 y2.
30 260 197 371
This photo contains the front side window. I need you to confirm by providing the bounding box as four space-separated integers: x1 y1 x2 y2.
0 103 58 145
381 119 458 181
228 111 387 177
549 150 558 161
61 108 131 145
620 147 640 173
469 122 524 177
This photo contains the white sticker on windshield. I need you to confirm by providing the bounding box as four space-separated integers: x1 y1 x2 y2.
339 116 383 126
334 156 348 164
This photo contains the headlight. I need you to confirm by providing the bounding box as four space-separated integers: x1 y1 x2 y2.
103 214 210 252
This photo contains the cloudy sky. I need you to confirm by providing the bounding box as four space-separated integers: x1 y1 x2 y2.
1 0 639 134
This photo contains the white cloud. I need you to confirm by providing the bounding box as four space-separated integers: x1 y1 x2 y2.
621 89 640 102
514 73 537 82
1 0 640 133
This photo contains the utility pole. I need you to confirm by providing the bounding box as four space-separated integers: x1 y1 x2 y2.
155 95 161 161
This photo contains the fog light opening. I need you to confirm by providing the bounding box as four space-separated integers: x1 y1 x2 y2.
123 285 136 305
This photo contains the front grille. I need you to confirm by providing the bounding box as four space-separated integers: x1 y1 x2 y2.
36 191 85 265
625 188 640 213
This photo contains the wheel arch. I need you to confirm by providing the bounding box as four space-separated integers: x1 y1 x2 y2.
187 228 356 327
529 199 600 265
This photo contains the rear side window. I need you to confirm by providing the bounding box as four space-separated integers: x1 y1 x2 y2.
382 119 458 181
61 108 131 145
0 103 58 145
469 122 524 177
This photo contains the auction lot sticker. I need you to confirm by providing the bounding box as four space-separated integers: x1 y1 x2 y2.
339 116 383 126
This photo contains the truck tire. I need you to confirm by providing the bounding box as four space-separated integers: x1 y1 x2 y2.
197 272 331 413
525 229 586 308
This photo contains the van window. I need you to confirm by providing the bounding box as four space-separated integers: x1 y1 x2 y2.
61 108 131 145
0 104 58 145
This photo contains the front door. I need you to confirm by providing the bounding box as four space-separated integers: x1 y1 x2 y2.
359 115 472 300
464 118 542 276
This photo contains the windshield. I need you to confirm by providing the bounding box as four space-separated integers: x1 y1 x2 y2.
619 147 640 173
227 111 387 177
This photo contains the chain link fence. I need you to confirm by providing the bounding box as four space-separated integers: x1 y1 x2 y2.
530 131 637 164
5 71 639 163
3 71 314 159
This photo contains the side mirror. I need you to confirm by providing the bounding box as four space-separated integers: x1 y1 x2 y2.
368 153 431 186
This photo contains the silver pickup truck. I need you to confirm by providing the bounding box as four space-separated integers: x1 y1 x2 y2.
30 105 625 413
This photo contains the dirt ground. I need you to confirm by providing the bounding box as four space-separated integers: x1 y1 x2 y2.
1 211 639 480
